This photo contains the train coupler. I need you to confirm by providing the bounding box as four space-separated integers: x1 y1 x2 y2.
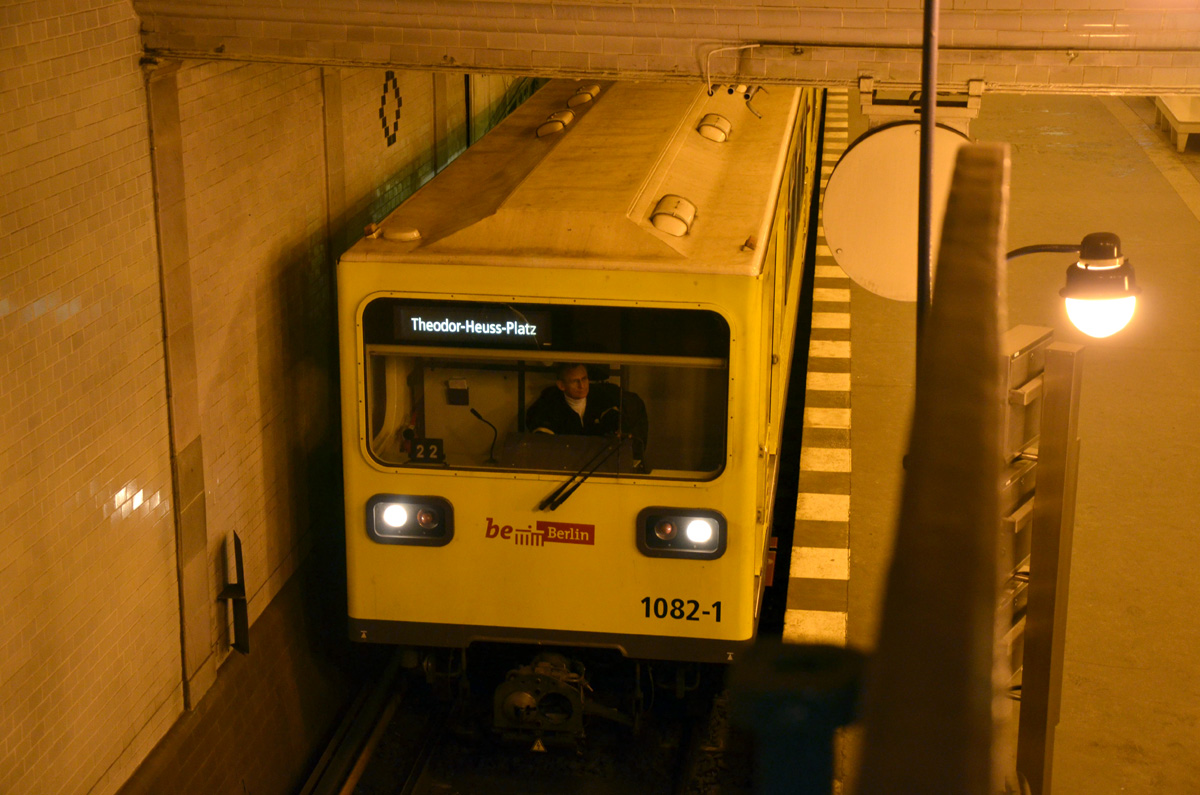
493 652 593 742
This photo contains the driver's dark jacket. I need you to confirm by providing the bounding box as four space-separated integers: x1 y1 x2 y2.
525 382 622 436
524 382 649 458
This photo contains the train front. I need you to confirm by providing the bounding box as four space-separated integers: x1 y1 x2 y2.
335 78 810 740
341 291 755 662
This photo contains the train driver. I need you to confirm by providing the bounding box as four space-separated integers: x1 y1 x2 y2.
525 363 647 454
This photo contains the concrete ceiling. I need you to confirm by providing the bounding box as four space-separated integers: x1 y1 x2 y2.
134 1 1200 95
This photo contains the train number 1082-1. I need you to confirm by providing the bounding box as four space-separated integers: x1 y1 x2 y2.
640 597 721 622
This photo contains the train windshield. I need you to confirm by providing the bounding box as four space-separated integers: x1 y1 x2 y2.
360 298 730 480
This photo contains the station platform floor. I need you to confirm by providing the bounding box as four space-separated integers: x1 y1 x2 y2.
783 90 1200 793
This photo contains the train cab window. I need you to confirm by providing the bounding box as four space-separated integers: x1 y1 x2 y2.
359 298 730 481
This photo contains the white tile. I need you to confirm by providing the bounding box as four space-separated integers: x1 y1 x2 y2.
809 339 851 358
813 287 851 303
811 312 850 329
804 407 851 428
800 447 852 472
807 371 851 391
790 547 850 580
783 609 847 645
796 492 850 522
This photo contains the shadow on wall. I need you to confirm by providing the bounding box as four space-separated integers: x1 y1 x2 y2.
332 75 550 261
248 73 555 650
118 69 562 795
256 226 350 657
334 149 438 260
478 76 547 143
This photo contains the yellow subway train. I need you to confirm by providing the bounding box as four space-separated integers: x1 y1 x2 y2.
336 79 822 734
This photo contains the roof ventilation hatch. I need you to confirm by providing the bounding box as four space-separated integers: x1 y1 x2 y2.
650 195 697 237
697 113 732 142
536 109 576 137
568 85 601 107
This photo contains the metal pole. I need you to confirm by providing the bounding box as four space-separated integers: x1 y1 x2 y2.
917 0 940 350
464 73 474 145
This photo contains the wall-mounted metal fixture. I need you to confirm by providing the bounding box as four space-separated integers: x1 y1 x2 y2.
702 43 761 96
218 532 249 655
744 85 765 118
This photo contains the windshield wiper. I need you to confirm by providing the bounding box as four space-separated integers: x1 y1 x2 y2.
537 435 625 511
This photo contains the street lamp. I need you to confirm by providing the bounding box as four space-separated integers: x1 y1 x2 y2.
1006 232 1141 339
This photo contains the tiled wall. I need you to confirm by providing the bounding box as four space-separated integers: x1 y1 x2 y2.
2 3 487 793
339 68 440 253
335 69 507 253
115 563 381 795
469 74 532 145
0 2 183 794
133 0 1200 93
176 60 331 644
171 61 479 654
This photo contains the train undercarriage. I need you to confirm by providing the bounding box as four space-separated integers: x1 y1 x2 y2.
411 643 722 749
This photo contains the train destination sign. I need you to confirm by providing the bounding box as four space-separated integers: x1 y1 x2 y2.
395 304 551 348
409 315 537 337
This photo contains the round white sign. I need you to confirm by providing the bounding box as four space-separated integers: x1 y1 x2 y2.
822 122 969 302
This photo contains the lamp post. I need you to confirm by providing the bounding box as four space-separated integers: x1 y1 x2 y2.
1007 232 1141 338
916 0 940 348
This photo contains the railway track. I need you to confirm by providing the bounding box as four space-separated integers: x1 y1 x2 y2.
301 652 755 795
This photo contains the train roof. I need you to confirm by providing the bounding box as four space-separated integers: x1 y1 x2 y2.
341 79 801 277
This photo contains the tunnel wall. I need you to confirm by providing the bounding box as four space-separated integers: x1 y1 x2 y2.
0 3 183 793
166 59 493 687
0 2 514 791
176 57 333 658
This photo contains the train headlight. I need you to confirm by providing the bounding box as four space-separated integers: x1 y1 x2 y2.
637 508 726 560
685 519 714 544
381 504 408 528
367 494 453 546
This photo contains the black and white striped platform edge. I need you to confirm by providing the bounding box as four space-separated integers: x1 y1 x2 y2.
782 87 852 647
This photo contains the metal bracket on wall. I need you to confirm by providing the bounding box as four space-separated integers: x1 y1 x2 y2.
858 76 985 136
219 532 250 655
